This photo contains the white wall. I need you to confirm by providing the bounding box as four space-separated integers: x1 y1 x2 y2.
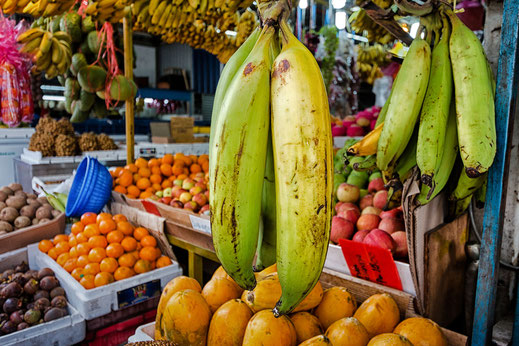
134 45 157 88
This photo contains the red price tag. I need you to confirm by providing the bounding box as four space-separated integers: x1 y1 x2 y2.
141 200 161 217
338 239 403 291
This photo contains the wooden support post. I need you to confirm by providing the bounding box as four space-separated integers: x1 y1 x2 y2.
472 0 519 344
188 251 204 285
123 15 135 165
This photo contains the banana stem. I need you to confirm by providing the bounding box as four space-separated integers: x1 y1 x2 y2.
257 0 291 27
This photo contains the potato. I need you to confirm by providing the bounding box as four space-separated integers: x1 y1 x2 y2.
51 210 61 219
20 205 36 219
36 207 52 220
1 187 13 196
0 207 19 223
37 197 49 205
14 190 27 199
14 216 31 229
0 221 13 233
6 196 27 210
0 202 6 210
0 191 7 202
7 183 22 192
39 218 51 224
26 193 37 200
28 199 41 209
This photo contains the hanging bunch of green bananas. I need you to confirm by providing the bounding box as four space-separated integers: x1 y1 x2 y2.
209 4 332 316
347 8 494 217
349 0 394 44
17 28 72 80
85 0 131 24
355 43 390 84
132 0 258 62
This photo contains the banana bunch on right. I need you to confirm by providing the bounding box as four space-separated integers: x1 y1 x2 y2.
355 43 390 84
209 20 333 316
17 28 72 80
85 0 131 23
348 9 494 217
349 0 394 45
18 0 75 17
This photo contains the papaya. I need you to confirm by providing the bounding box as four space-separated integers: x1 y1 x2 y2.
324 317 370 346
207 299 253 346
107 75 138 101
71 53 87 77
353 293 400 337
65 78 80 100
314 286 357 330
201 277 242 313
211 266 243 295
79 90 95 111
242 310 296 346
299 335 333 346
78 65 107 93
255 263 277 280
155 276 202 340
160 289 211 345
367 333 413 346
393 317 447 346
242 273 323 313
289 312 323 344
59 13 81 42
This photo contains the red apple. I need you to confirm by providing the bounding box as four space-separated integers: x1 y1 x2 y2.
347 124 365 137
161 197 172 205
179 192 192 204
204 190 210 199
337 183 360 203
352 230 370 243
337 202 360 214
378 217 405 235
379 208 403 220
195 181 207 190
359 195 374 210
356 116 370 127
173 188 186 199
391 231 408 258
356 214 381 232
193 193 208 206
368 178 385 193
343 115 356 128
184 201 199 212
373 190 389 210
331 217 355 243
194 172 205 179
190 186 203 195
172 186 182 197
182 179 195 190
363 229 396 254
361 207 382 216
199 204 210 214
335 201 345 212
170 199 183 208
337 208 360 224
173 179 183 186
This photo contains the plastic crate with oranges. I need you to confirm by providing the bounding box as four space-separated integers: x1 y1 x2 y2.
37 212 173 289
110 153 209 200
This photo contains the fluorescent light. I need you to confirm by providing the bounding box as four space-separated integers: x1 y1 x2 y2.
225 30 237 36
409 22 419 38
299 0 308 10
350 6 360 11
42 95 65 101
335 11 346 30
144 98 154 104
332 0 346 9
345 32 368 42
40 85 65 91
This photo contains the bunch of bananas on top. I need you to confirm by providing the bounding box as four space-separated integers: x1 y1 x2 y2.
17 28 72 80
84 0 131 23
349 0 393 44
355 43 390 84
4 0 76 17
209 16 333 315
132 0 258 62
348 8 494 216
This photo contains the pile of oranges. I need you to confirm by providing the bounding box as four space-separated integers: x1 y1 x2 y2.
38 212 173 289
110 153 209 200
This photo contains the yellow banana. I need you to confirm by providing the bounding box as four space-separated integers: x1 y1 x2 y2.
151 0 167 24
51 38 63 64
347 122 384 156
271 21 333 315
20 36 42 54
17 28 44 44
209 26 275 291
39 32 53 54
148 0 159 14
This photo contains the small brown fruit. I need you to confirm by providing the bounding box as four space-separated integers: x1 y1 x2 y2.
0 207 19 223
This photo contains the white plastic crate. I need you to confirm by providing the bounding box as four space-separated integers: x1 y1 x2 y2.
127 321 155 343
27 243 182 320
0 247 86 346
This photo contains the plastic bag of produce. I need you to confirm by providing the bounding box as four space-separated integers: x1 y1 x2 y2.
0 63 21 127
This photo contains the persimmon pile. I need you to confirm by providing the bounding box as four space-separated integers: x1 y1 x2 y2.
38 212 172 289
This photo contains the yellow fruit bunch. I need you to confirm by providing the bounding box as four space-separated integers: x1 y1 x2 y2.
84 0 132 23
17 28 72 79
349 0 394 45
355 44 390 84
18 0 75 17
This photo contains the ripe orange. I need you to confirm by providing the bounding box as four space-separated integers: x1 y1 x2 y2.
138 167 151 178
114 267 135 281
80 274 95 289
198 154 208 164
118 170 133 187
88 235 108 249
76 232 88 244
139 191 153 199
81 212 97 225
53 234 68 244
136 178 151 190
94 272 114 287
107 230 124 244
38 239 53 253
114 185 127 194
118 253 137 268
161 180 173 189
63 259 77 273
127 185 140 197
84 224 100 238
113 167 123 177
172 164 183 176
152 183 162 191
140 235 157 248
100 257 118 273
135 157 148 169
96 213 113 224
128 250 140 261
133 227 149 241
190 163 202 174
69 246 78 258
68 235 77 247
88 247 107 263
121 237 138 252
139 246 159 262
113 214 128 223
156 256 172 268
47 248 58 260
106 243 124 258
162 154 174 165
57 253 70 266
151 166 161 176
76 255 89 268
71 267 85 281
117 221 134 236
182 156 193 166
177 174 188 180
148 158 160 167
99 219 116 234
125 163 138 173
134 259 152 274
160 164 172 176
202 161 209 173
76 243 91 256
84 263 101 276
150 174 162 184
133 174 141 183
71 222 84 235
54 242 70 256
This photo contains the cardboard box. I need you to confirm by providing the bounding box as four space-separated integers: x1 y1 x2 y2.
150 122 174 143
151 136 175 144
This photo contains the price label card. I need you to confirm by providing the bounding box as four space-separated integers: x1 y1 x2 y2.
141 200 161 217
339 239 403 291
189 215 211 235
117 279 161 309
